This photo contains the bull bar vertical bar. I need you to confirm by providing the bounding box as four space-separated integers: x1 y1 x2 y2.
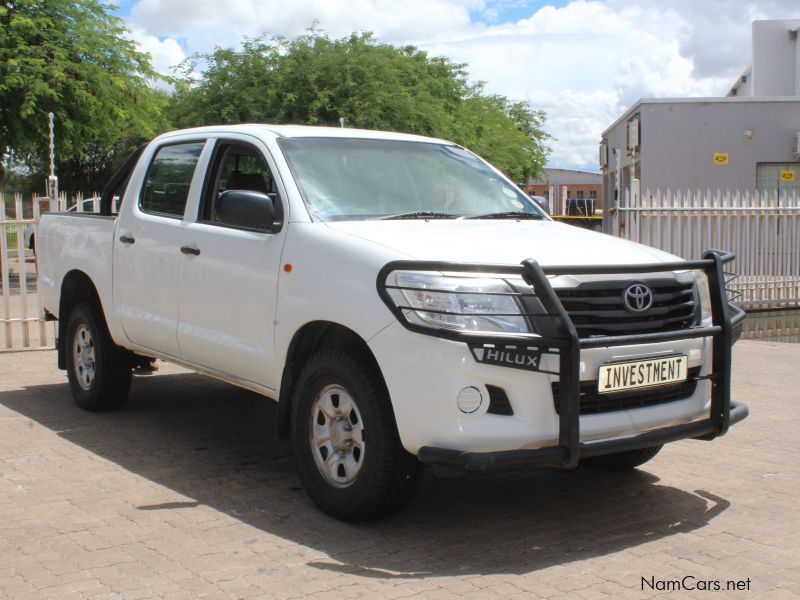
704 249 733 437
520 259 581 468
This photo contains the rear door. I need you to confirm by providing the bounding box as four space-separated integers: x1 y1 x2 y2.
114 139 210 356
176 137 287 390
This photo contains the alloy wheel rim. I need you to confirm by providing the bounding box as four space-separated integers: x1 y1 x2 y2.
309 384 365 488
73 324 96 391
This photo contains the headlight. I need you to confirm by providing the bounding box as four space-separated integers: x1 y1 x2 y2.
389 272 530 334
691 270 713 322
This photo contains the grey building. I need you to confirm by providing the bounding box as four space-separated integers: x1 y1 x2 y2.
601 97 800 198
600 19 800 211
728 19 800 97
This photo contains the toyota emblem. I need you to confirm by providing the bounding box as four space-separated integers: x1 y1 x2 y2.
623 284 653 312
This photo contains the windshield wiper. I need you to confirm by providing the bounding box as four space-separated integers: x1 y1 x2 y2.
460 211 544 220
380 211 457 220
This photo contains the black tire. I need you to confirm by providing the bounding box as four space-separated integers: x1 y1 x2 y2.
581 445 662 470
291 346 422 521
65 301 132 411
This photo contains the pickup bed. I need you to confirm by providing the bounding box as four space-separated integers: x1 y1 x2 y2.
38 125 748 521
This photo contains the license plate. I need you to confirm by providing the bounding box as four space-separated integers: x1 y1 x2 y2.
598 355 688 394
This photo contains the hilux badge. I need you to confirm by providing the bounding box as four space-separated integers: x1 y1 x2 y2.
469 345 542 371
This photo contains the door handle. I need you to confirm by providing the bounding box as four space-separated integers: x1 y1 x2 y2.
180 245 201 256
119 235 135 245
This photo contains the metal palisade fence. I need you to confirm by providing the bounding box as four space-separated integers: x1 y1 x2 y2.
609 189 800 309
1 192 98 350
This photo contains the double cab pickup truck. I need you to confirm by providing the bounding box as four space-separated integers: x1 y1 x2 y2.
38 125 748 521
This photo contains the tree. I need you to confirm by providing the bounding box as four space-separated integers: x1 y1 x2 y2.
169 31 550 181
0 0 168 188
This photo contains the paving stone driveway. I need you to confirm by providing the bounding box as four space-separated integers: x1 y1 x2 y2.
0 340 798 599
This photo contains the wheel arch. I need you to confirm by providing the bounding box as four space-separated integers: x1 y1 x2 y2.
57 270 105 370
277 321 385 438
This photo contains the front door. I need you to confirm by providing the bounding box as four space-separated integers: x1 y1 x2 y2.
177 139 287 390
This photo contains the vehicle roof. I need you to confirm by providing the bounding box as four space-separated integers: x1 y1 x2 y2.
156 124 455 146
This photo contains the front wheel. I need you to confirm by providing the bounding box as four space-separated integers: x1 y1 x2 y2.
581 445 662 470
65 302 132 411
291 347 422 521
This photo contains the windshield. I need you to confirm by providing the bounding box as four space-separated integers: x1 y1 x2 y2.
278 137 545 222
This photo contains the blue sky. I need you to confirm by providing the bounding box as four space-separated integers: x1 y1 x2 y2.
472 1 569 22
116 1 800 170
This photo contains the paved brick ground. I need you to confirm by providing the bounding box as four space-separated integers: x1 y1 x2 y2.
0 340 798 599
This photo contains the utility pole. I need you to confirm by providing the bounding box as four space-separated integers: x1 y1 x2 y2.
47 112 58 210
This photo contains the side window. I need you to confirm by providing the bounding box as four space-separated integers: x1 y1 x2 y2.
141 142 204 217
202 143 279 227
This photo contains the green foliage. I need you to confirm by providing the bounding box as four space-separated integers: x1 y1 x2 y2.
169 31 550 181
0 0 169 188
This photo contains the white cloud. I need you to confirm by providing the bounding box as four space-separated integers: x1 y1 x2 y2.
127 26 186 76
130 0 483 46
123 0 800 169
418 1 729 168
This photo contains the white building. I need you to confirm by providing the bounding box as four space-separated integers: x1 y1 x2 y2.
728 20 800 97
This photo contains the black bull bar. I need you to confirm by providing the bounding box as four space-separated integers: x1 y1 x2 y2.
376 250 749 470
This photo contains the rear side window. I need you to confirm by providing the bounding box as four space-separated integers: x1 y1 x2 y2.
141 142 204 217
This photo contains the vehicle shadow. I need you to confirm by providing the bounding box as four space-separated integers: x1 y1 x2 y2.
0 372 729 578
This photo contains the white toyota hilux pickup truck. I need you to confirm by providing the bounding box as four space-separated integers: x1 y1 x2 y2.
38 125 747 521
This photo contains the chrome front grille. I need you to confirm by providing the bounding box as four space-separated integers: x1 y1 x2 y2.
554 277 697 337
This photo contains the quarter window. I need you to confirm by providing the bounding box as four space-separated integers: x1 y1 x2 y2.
141 142 204 217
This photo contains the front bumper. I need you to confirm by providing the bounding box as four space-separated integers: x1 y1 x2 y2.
377 249 748 470
417 401 749 470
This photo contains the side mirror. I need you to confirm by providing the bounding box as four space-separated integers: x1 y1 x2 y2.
216 189 279 232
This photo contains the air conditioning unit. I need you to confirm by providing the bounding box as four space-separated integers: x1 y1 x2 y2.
793 131 800 156
599 142 608 168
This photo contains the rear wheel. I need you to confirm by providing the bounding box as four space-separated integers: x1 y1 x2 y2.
291 347 422 521
65 302 132 411
581 445 662 470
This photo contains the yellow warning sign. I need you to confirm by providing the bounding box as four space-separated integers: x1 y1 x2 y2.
780 169 796 182
713 152 729 165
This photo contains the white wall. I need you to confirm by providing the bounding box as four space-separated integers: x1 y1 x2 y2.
750 20 800 97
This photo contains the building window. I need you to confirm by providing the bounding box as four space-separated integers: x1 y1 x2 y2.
590 190 597 200
543 190 549 199
576 190 585 200
756 163 800 194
